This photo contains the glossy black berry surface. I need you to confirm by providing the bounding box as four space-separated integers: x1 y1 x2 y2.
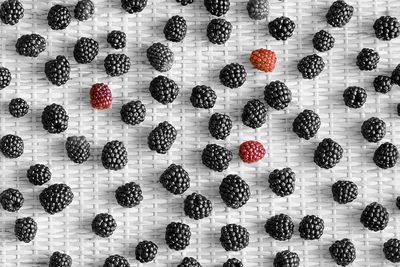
104 54 131 77
49 251 72 267
92 213 117 237
314 138 343 169
0 134 24 159
107 30 126 49
149 76 179 104
9 98 29 118
147 42 174 72
268 168 296 197
190 85 217 109
45 55 71 86
0 0 24 25
207 18 232 45
360 202 389 231
27 164 52 186
384 238 400 263
0 188 24 212
160 164 190 195
329 239 356 266
74 0 94 21
201 144 233 172
41 104 69 134
135 240 158 263
16 33 46 57
147 121 177 154
242 99 267 129
184 192 212 220
374 16 400 41
164 15 187 42
264 80 292 110
373 75 393 93
220 224 249 251
47 5 71 30
326 0 354 27
165 222 191 250
332 180 358 204
268 16 296 41
209 113 232 140
73 37 99 64
65 136 90 164
219 63 247 89
273 250 300 267
373 142 398 169
357 48 380 71
15 217 37 243
312 30 335 52
0 67 11 89
39 184 74 214
298 215 324 240
297 54 325 79
115 182 143 207
219 174 250 209
265 214 294 241
101 140 128 170
204 0 230 17
120 100 146 125
361 117 386 143
292 109 320 140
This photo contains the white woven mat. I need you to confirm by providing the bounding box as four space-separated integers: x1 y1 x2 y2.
1 0 400 266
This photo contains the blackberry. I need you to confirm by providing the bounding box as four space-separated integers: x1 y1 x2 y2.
273 250 300 267
204 0 230 17
15 217 37 243
190 85 217 109
329 239 356 266
121 0 147 13
73 37 99 64
397 196 400 209
357 48 380 71
149 76 179 104
314 138 343 169
41 103 69 134
398 103 400 116
0 188 24 212
360 202 389 231
392 64 400 86
0 134 23 158
223 258 243 267
298 215 324 240
176 0 194 5
115 182 143 208
373 142 399 169
120 100 146 125
220 224 249 251
160 164 190 195
104 54 130 77
312 30 335 52
209 113 232 140
101 140 128 170
107 30 126 49
268 16 296 41
219 174 250 209
74 0 94 21
147 42 174 72
92 213 117 237
265 214 294 241
39 184 74 214
45 55 71 86
47 5 71 30
135 241 158 263
297 54 325 79
247 0 269 20
164 15 187 42
178 257 202 267
292 109 320 140
165 222 191 250
184 192 212 220
361 117 386 143
242 99 267 129
0 67 11 89
326 0 354 27
374 75 393 93
103 255 129 267
49 251 72 267
384 238 400 263
9 98 29 118
374 16 400 41
343 86 367 108
16 33 46 57
0 0 24 25
264 80 292 110
268 167 295 197
65 136 90 164
207 18 232 45
332 180 358 204
219 63 247 89
148 121 177 154
27 164 51 186
201 144 233 172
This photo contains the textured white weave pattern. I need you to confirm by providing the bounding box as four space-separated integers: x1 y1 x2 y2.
1 0 400 266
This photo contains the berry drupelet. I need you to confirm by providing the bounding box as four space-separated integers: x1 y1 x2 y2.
164 15 187 42
178 257 202 267
219 63 247 89
343 86 367 108
177 0 194 5
120 100 146 125
104 53 131 77
0 67 11 90
115 182 143 208
160 164 190 195
9 98 29 118
201 144 233 172
0 0 24 25
312 30 335 52
268 167 296 197
39 184 74 214
361 117 386 143
326 0 354 27
149 75 179 104
101 140 128 170
207 18 232 45
45 55 71 86
16 33 46 57
374 16 400 41
384 238 400 263
15 217 37 243
268 16 296 41
147 121 177 154
357 48 380 71
49 251 72 267
250 48 276 72
297 54 325 79
0 134 24 158
74 0 94 21
360 202 389 231
47 5 71 30
292 109 320 140
65 136 90 164
223 258 243 267
147 42 174 72
247 0 269 20
264 81 292 110
90 83 112 109
273 250 300 267
74 37 99 64
209 113 232 140
332 180 358 204
329 239 356 266
41 103 69 134
242 99 267 129
298 215 324 240
373 142 398 169
92 213 117 237
135 241 158 263
220 224 249 251
314 138 343 169
121 0 147 13
204 0 230 17
190 85 217 109
184 192 212 220
265 214 294 241
27 164 51 186
165 222 191 250
219 174 250 209
0 188 24 212
374 75 393 93
103 255 130 267
107 30 126 49
239 140 265 163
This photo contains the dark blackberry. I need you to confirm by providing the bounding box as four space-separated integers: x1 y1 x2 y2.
120 100 146 125
357 48 380 71
149 75 179 104
297 54 325 79
312 30 335 52
220 224 249 251
107 30 126 49
360 202 389 231
329 238 356 266
41 103 69 134
39 184 74 214
101 140 128 170
219 174 250 209
374 16 400 41
165 222 191 250
268 16 296 41
268 168 295 197
201 144 233 172
384 238 400 263
397 196 400 209
273 250 300 267
209 113 232 140
73 37 99 64
298 215 324 240
242 99 267 129
314 138 343 169
343 86 367 108
361 117 386 143
147 42 174 72
16 33 46 57
9 98 29 118
0 67 11 89
135 241 158 263
332 180 358 204
247 0 269 20
74 0 94 21
148 121 177 154
265 214 294 241
0 134 23 158
178 257 202 267
49 251 72 267
292 109 320 140
374 75 393 93
326 0 354 27
45 55 71 86
0 0 24 25
207 18 232 45
392 64 400 86
190 85 217 109
223 258 243 267
47 5 71 30
121 0 147 13
264 80 292 110
219 63 247 89
92 213 117 237
15 217 37 243
204 0 230 17
103 255 129 267
176 0 194 5
27 164 51 186
398 103 400 116
160 164 190 195
164 15 187 42
0 188 24 212
104 54 130 77
65 136 90 164
373 142 399 169
184 192 212 220
115 182 143 208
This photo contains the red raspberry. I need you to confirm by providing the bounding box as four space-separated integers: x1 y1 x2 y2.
239 140 266 163
90 83 112 109
250 48 277 72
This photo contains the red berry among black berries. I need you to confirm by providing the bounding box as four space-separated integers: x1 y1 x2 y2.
242 99 267 129
0 66 11 89
0 188 24 212
313 30 335 52
201 144 233 172
361 117 386 143
384 238 400 263
331 180 358 204
184 192 212 220
329 239 356 266
209 113 232 140
219 63 247 89
103 255 130 267
204 0 230 17
220 223 249 251
223 258 243 267
297 54 325 79
374 16 400 41
207 18 232 45
39 184 74 215
268 168 295 197
219 174 250 209
264 80 292 110
45 55 71 86
373 75 393 94
92 213 117 238
373 142 399 169
27 164 52 186
47 5 71 30
343 86 367 108
104 54 131 77
101 140 128 170
0 134 24 158
360 202 389 231
9 98 29 118
273 250 300 267
107 30 126 49
120 100 146 126
268 16 296 41
190 85 217 109
14 217 37 243
74 0 94 21
147 42 174 72
314 138 343 169
392 64 400 86
165 222 191 251
16 33 46 57
49 251 72 267
298 215 324 240
115 182 143 208
292 109 320 140
147 121 177 154
265 214 294 241
164 15 187 42
73 37 99 64
178 257 202 267
326 0 354 28
65 136 90 164
160 164 190 195
41 103 69 134
135 240 158 263
122 0 148 13
0 0 24 25
149 76 180 104
357 48 380 71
